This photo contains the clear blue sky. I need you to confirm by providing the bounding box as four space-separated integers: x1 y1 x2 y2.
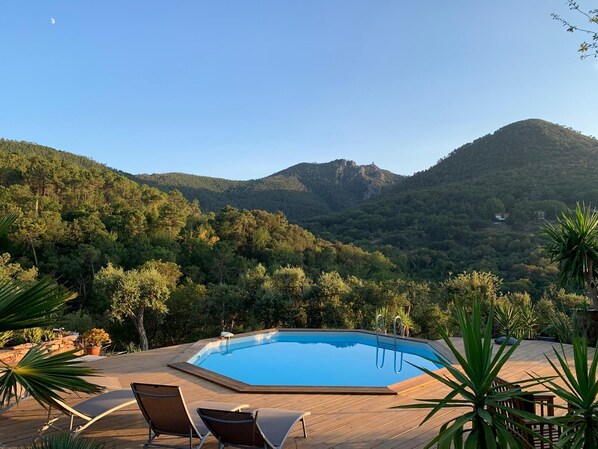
0 1 596 180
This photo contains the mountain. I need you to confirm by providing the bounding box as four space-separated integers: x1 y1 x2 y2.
307 119 598 295
136 160 403 220
0 139 397 305
3 118 597 297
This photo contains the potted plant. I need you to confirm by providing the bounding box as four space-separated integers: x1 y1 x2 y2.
80 328 111 356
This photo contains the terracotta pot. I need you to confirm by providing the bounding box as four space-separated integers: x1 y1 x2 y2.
85 346 101 356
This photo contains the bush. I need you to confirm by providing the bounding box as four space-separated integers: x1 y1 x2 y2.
20 327 44 344
60 310 96 334
0 331 12 348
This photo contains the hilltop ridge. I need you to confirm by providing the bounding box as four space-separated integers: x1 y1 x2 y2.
308 119 598 293
137 159 403 220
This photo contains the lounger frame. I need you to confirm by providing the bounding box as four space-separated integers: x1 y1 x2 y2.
39 391 136 435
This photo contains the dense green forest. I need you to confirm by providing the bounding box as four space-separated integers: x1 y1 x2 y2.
308 119 598 297
137 159 402 221
0 139 403 348
1 118 596 350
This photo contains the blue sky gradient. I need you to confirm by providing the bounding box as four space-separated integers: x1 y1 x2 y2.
1 1 596 179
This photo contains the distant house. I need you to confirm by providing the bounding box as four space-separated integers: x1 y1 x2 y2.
534 210 545 220
494 212 509 222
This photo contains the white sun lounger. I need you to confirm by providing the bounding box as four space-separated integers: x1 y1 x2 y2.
197 407 309 449
131 382 249 449
39 389 136 435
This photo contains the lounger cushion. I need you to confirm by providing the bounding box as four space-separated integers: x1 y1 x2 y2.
73 389 135 418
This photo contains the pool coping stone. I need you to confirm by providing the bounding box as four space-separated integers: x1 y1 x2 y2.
168 328 456 395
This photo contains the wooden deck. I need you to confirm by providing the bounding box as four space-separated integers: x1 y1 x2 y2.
0 338 577 449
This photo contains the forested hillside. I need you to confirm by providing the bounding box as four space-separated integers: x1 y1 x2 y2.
0 140 403 348
308 119 598 296
1 119 596 350
137 159 402 220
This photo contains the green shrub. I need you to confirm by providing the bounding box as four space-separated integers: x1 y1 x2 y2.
22 327 43 344
494 298 520 337
40 329 57 342
0 331 13 348
60 310 96 334
549 311 574 344
517 302 539 339
535 298 557 336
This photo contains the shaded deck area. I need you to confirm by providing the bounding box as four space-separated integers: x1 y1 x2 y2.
0 339 574 449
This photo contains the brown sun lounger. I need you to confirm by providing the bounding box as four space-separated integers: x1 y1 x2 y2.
131 382 249 449
197 407 309 449
39 389 137 435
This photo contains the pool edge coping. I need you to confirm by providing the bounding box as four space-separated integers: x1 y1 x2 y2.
167 328 456 395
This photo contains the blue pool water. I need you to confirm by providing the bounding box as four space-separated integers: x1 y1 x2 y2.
188 331 444 387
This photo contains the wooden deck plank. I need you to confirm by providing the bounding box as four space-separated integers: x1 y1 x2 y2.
0 338 587 448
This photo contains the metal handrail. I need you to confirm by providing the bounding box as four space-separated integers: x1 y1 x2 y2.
393 316 405 346
376 345 385 369
394 349 404 373
392 316 405 373
375 314 386 337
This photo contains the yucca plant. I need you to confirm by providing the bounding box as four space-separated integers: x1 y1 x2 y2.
396 302 547 448
395 307 417 337
494 299 521 337
542 203 598 309
518 303 539 340
550 310 575 344
22 433 105 449
534 336 598 449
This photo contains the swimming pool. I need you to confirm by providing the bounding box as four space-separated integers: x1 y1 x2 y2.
171 330 449 395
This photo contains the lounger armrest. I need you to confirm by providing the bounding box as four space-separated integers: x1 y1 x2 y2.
256 409 310 449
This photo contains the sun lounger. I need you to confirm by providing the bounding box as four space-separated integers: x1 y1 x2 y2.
197 407 309 449
131 382 249 449
39 389 136 435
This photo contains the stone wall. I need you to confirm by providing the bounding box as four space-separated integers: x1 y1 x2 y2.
0 334 81 365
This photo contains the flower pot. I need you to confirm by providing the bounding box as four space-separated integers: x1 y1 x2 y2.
85 346 101 356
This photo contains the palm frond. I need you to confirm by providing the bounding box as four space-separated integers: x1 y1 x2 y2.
0 213 18 238
0 346 101 408
0 277 76 332
541 203 598 290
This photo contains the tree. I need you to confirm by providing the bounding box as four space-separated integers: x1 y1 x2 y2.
542 203 598 309
442 271 502 316
94 263 171 351
553 1 598 59
307 271 351 328
255 266 309 328
160 280 206 344
0 214 100 409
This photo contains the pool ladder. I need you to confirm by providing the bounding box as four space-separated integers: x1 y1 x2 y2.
375 314 405 373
